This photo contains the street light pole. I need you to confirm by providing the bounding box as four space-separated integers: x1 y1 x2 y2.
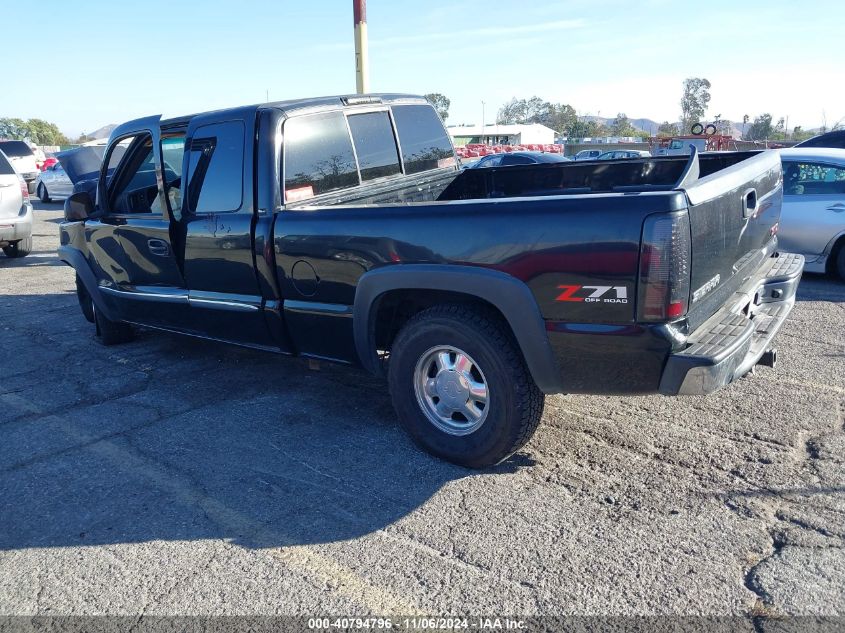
481 100 486 144
353 0 369 94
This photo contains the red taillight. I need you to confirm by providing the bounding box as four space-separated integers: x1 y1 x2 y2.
18 176 29 202
638 213 691 321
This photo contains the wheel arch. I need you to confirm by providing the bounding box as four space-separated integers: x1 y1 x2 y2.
353 264 564 394
825 231 845 277
57 245 119 321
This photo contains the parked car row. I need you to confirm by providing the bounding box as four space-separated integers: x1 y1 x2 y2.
0 140 40 194
778 147 845 280
0 148 33 258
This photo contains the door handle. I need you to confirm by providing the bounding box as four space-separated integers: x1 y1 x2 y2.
742 188 757 219
147 239 170 256
826 203 845 212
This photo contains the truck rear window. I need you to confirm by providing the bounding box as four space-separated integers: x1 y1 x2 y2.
391 105 454 174
347 111 401 181
284 112 359 201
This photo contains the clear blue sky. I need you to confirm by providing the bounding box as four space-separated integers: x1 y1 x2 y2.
4 0 843 136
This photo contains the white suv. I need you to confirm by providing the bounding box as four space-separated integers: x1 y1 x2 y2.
0 149 33 258
0 140 40 194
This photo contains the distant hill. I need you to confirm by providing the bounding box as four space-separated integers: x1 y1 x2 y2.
85 124 117 140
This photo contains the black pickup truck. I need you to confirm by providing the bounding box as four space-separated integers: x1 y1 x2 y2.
59 93 803 467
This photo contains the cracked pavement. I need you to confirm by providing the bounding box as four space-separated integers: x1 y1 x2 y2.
0 204 843 622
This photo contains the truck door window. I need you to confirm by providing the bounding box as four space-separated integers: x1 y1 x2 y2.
283 111 359 201
107 134 159 214
346 111 401 181
160 135 185 219
391 104 455 174
185 121 244 214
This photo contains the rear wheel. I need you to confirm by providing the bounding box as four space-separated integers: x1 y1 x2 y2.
388 305 544 468
2 237 32 258
76 274 95 323
37 182 51 203
94 305 135 346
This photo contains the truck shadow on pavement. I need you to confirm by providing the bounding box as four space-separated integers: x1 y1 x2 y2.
0 293 531 553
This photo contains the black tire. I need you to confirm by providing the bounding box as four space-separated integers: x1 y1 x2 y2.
690 123 704 135
76 274 96 323
2 237 32 258
388 304 544 468
37 182 51 203
835 243 845 282
705 124 717 136
94 305 135 345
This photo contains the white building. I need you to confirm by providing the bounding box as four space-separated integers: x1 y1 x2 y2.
448 123 555 146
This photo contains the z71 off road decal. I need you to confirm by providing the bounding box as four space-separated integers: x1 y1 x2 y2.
556 285 629 304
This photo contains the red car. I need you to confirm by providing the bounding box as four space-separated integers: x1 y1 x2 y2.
40 156 59 171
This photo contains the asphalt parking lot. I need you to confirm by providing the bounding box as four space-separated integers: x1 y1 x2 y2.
1 202 843 622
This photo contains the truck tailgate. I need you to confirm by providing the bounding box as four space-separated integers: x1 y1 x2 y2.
682 150 783 330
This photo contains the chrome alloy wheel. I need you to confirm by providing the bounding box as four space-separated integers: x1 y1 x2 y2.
413 346 490 436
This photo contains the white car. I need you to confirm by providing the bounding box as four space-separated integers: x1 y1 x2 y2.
0 140 40 194
0 149 33 258
778 147 845 280
35 160 73 202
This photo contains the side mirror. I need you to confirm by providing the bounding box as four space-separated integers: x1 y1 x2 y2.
64 191 94 222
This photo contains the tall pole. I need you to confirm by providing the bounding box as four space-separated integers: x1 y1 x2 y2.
353 0 369 94
481 101 485 144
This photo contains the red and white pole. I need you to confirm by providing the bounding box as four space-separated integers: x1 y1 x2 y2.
353 0 369 94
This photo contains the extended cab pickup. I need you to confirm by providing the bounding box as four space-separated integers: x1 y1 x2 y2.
59 94 803 467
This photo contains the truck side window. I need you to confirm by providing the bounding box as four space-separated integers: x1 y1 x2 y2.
346 111 401 181
107 134 158 214
283 112 359 201
391 105 455 174
186 120 244 214
160 135 185 219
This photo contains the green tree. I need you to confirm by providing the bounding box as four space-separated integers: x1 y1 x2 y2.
791 126 814 142
657 121 680 137
0 117 69 145
0 118 29 140
497 97 580 136
569 118 610 138
744 114 774 141
424 93 451 121
680 77 711 133
24 119 70 145
610 113 639 137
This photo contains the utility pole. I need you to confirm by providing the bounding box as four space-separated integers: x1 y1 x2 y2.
481 101 485 144
353 0 369 94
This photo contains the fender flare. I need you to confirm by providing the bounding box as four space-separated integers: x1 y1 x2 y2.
57 245 118 322
352 264 564 394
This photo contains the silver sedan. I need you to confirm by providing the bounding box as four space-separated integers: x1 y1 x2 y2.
35 161 74 202
778 147 845 280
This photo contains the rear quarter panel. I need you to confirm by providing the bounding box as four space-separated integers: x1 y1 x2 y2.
274 192 687 324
